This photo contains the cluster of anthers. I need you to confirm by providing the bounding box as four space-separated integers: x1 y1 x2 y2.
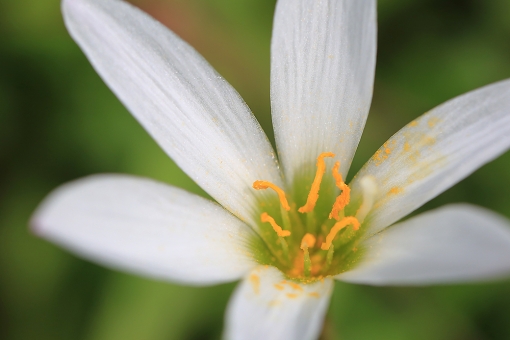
253 152 376 281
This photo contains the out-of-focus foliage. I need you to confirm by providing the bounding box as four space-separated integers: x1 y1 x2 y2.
1 0 510 339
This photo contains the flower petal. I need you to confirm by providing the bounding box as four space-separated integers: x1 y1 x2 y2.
271 0 377 183
351 79 510 236
31 175 258 285
338 204 510 285
62 0 282 227
225 266 333 340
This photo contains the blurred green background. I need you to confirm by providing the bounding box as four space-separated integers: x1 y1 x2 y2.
2 0 510 339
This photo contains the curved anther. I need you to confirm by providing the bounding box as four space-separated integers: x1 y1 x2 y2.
261 212 291 237
298 152 335 213
329 161 351 220
253 180 290 211
321 216 360 250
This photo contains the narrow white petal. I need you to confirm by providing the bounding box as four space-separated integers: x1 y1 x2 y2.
271 0 377 183
339 204 510 285
62 0 282 227
225 266 333 340
32 175 258 285
350 80 510 236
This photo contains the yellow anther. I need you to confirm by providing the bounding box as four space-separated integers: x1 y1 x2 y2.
329 162 351 220
253 180 290 211
300 233 317 250
298 152 335 213
321 216 360 250
261 212 291 237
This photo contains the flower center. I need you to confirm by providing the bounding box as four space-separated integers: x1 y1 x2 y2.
252 152 376 282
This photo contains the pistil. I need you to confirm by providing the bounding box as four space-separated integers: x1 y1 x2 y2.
355 176 377 223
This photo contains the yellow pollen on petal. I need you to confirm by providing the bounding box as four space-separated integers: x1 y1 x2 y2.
261 212 291 237
250 274 260 294
321 216 360 250
288 282 304 291
389 187 402 194
300 233 316 250
253 180 290 211
274 284 284 290
298 152 335 213
329 162 351 220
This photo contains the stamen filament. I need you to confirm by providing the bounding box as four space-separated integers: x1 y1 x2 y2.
329 161 351 220
303 248 311 277
253 181 290 211
261 212 291 237
298 152 335 213
280 206 292 233
300 234 316 277
306 210 316 233
326 244 335 267
279 235 290 263
321 216 360 250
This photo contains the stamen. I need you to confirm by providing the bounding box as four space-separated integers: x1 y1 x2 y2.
298 152 335 213
253 181 290 211
355 175 378 223
300 233 316 277
321 216 360 250
329 161 351 220
261 212 291 237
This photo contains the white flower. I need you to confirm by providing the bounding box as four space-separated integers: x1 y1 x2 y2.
32 0 510 339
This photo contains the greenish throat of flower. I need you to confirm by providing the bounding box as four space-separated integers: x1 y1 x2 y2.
251 152 376 283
